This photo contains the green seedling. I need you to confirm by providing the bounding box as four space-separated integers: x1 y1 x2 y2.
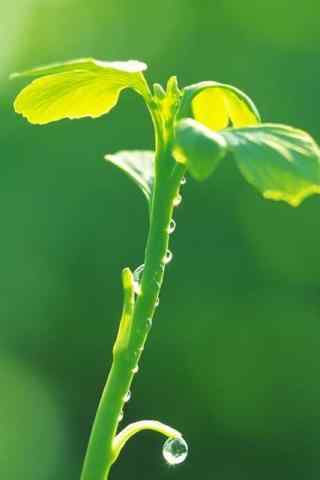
12 58 320 480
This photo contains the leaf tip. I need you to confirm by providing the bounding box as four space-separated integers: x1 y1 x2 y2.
13 95 49 125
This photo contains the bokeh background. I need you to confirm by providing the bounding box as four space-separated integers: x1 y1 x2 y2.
1 1 320 479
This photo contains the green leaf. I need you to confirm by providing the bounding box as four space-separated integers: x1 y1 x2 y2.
12 58 149 125
222 124 320 206
179 81 260 131
173 118 228 181
105 150 155 203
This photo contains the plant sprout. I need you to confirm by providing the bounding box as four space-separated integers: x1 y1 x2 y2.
12 58 320 480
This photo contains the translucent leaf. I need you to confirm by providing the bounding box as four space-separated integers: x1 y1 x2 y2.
105 150 155 203
222 124 320 206
173 118 227 181
12 58 149 125
179 81 260 131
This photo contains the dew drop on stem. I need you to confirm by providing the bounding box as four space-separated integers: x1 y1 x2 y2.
133 264 144 295
168 219 176 234
173 194 182 207
123 391 131 403
118 410 124 422
163 250 173 265
132 365 139 374
155 297 160 308
162 437 188 465
180 176 187 185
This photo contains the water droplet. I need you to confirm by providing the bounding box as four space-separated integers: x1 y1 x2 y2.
163 250 173 265
133 264 144 295
155 297 160 307
147 318 153 329
134 264 144 281
118 410 124 422
173 194 182 207
168 219 176 234
181 176 187 185
123 391 131 403
162 437 188 465
132 365 139 374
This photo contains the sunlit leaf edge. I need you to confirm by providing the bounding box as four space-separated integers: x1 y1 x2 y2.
10 58 148 79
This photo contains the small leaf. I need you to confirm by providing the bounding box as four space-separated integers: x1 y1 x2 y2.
179 81 260 131
105 150 155 203
173 118 228 181
12 58 149 125
222 124 320 206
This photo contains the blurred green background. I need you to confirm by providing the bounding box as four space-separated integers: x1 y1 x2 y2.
1 1 320 478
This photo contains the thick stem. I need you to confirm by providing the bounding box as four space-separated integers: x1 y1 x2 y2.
80 143 185 480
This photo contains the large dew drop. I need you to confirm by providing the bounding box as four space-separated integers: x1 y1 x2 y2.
133 264 144 295
162 437 188 465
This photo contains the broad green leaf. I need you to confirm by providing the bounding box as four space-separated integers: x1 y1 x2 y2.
222 124 320 207
173 118 228 181
12 58 149 125
179 81 260 131
105 150 155 203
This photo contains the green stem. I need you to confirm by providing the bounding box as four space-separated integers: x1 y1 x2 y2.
80 129 185 480
112 420 182 463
